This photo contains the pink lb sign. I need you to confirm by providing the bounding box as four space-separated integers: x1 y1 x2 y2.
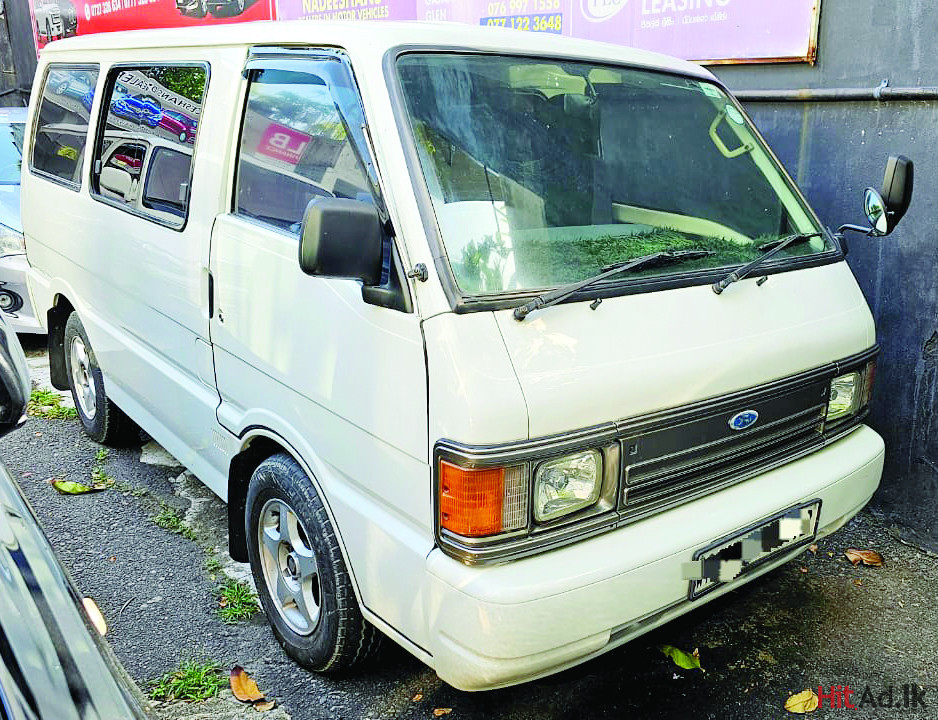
257 123 312 165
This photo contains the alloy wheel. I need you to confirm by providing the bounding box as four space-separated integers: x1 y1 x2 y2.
257 498 321 636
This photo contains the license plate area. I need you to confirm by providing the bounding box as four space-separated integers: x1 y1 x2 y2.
685 500 821 601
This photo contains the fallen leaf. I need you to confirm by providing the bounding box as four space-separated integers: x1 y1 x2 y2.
50 479 105 495
107 556 116 563
659 645 704 672
845 549 884 567
853 578 863 586
230 666 265 703
433 710 453 717
808 544 818 554
253 700 276 712
785 688 819 713
827 552 834 558
412 693 423 702
800 567 809 574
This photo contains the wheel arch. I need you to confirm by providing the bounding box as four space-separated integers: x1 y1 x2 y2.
226 429 362 605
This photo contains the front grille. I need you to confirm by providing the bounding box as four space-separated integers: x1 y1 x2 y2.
620 379 829 520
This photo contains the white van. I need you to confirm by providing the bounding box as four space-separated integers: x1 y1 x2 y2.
22 22 912 691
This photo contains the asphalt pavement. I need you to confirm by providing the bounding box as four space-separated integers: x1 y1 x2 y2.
2 341 937 719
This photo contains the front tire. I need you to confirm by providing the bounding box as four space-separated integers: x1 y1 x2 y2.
246 453 380 673
63 313 139 446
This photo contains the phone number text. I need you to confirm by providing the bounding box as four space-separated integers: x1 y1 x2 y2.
480 13 563 33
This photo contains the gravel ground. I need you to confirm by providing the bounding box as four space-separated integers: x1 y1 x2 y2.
4 343 937 719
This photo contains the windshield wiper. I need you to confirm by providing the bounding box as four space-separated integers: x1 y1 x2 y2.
712 232 824 295
513 249 715 321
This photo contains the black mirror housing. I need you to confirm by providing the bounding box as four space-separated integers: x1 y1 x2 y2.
298 198 383 286
880 155 914 233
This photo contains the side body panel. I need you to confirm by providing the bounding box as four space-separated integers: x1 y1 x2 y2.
210 213 432 646
22 47 248 495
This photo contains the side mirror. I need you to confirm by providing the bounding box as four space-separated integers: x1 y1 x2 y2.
99 166 133 200
840 155 914 242
863 188 889 236
298 197 383 286
878 154 914 234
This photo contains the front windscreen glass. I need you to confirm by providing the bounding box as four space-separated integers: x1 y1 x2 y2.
0 122 24 185
396 54 830 297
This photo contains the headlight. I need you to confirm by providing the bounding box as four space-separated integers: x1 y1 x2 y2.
826 372 861 422
0 224 25 256
534 449 602 522
826 359 876 423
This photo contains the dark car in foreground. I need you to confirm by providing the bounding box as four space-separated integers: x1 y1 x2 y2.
0 316 152 719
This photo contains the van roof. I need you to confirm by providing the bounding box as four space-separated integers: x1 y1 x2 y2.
39 20 714 81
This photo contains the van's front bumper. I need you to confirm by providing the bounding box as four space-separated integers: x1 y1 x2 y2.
0 254 43 334
423 425 883 691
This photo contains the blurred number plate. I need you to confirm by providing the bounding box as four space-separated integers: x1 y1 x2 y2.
685 500 821 601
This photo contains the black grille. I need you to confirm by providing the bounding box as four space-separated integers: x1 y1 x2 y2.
620 380 829 519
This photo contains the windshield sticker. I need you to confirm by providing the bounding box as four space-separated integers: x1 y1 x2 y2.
700 83 722 99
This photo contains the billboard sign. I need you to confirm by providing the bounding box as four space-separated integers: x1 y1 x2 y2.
29 0 275 52
414 0 821 64
30 0 821 66
275 0 415 22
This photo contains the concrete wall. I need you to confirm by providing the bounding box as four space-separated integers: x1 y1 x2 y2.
715 0 938 549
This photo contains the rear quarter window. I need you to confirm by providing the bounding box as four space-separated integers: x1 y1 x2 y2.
91 64 207 229
30 64 100 189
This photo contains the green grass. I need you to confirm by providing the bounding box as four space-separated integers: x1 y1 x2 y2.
149 660 228 702
204 555 224 578
216 578 260 623
90 447 114 488
27 388 78 420
153 504 198 541
113 480 147 498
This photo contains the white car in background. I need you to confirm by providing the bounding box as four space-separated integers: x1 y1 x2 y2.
0 107 42 334
33 0 64 40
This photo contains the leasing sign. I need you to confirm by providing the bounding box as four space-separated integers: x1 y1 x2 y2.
31 0 821 65
411 0 822 64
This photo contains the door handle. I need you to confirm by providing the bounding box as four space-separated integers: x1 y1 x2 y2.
207 271 214 319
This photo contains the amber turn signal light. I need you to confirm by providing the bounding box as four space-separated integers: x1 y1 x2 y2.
439 461 505 537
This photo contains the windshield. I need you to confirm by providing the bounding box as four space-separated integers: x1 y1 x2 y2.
0 122 24 185
396 54 830 297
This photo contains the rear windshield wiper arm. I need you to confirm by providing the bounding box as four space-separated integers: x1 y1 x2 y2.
513 249 715 321
712 232 824 295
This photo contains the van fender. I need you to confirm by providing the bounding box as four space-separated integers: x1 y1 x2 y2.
228 422 365 607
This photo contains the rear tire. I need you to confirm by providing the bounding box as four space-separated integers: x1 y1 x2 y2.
245 453 380 673
63 312 139 446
